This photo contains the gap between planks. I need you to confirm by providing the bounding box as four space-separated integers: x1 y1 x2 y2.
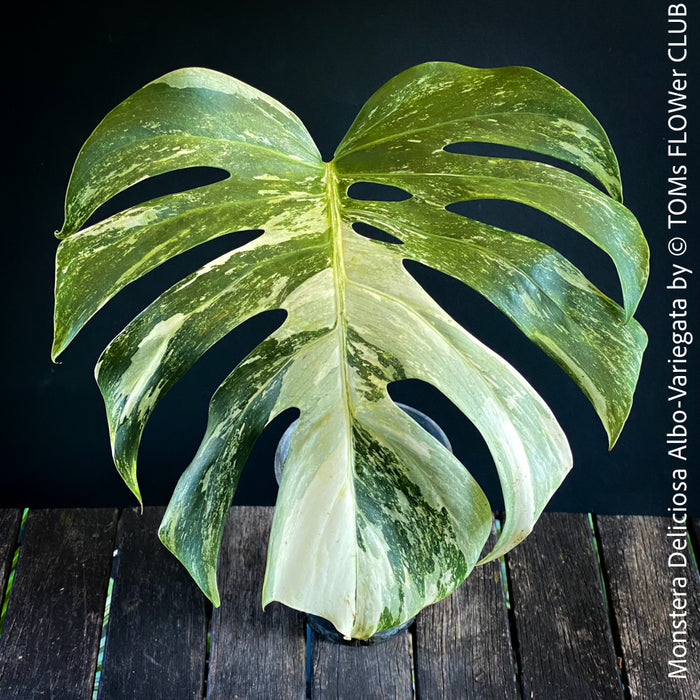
1 509 698 699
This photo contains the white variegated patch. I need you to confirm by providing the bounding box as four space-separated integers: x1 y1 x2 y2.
54 62 648 639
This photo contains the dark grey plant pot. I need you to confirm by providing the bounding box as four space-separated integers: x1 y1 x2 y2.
273 403 452 645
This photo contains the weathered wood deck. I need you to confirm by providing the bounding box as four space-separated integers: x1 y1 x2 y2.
0 507 697 699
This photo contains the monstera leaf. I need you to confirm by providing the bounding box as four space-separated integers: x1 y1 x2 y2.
53 62 648 639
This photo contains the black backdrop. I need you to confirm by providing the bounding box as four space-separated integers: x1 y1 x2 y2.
4 0 697 514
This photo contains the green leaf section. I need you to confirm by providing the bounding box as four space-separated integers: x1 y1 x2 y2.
336 62 624 201
341 152 647 319
343 197 645 446
54 63 648 638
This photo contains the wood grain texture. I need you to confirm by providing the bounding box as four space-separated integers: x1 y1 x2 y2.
0 510 22 606
506 512 623 699
1 508 697 700
97 507 208 700
0 509 117 699
207 506 306 699
414 522 517 699
309 627 413 699
596 515 700 700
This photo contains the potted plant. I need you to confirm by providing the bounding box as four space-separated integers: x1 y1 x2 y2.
53 62 648 640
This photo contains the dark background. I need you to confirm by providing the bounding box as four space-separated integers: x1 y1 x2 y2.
3 1 697 514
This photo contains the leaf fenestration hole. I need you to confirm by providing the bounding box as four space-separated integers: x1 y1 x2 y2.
443 141 606 193
66 229 265 362
387 379 502 509
445 199 622 306
233 406 300 506
402 258 598 456
352 222 403 245
346 181 412 202
84 166 230 228
139 308 289 505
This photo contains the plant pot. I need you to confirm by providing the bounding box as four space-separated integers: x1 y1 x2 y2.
273 403 452 644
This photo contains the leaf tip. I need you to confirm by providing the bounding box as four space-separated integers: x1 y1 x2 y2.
55 220 74 240
604 413 625 451
129 482 144 508
607 428 620 452
115 456 144 506
52 296 79 359
156 519 221 606
51 329 71 362
210 588 221 608
200 568 221 607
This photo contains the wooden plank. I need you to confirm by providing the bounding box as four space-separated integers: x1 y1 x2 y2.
0 510 22 605
310 626 413 699
97 507 208 699
596 515 700 699
506 512 623 699
414 522 518 699
0 508 118 699
207 506 306 699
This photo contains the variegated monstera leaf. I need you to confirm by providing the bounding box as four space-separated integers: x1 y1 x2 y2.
53 62 648 639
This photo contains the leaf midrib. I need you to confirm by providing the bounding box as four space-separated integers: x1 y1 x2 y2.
325 160 359 624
